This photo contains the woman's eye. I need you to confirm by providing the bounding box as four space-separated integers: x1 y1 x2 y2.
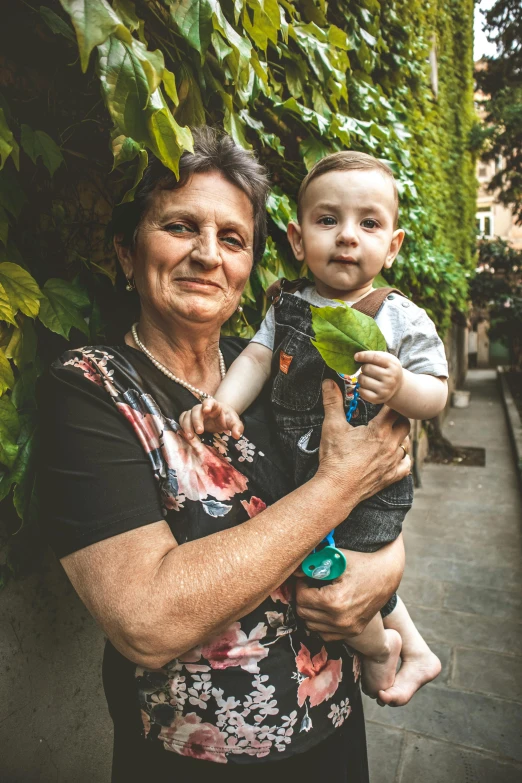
166 223 193 233
361 219 378 229
222 235 242 248
318 216 336 226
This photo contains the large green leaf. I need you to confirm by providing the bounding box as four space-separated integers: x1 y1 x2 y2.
0 349 14 395
59 0 132 72
0 279 16 325
0 109 19 171
12 416 39 522
20 125 64 177
38 278 90 339
169 0 214 55
310 303 387 375
0 394 20 469
0 263 41 318
97 37 150 142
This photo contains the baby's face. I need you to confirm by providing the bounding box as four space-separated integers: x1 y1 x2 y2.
289 169 403 301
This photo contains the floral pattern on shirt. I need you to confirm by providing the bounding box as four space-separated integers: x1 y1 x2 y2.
60 346 360 763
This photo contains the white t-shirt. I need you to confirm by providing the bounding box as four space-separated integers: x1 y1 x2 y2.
251 286 449 378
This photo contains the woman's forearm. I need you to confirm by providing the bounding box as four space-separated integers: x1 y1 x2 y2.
120 470 363 667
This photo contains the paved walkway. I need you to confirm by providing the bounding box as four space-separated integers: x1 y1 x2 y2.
364 369 522 782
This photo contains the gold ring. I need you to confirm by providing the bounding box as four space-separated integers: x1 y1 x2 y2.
400 444 408 458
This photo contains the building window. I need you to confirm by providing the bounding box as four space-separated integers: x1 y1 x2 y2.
476 211 494 237
478 164 487 179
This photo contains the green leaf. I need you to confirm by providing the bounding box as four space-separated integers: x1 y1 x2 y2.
121 148 148 202
5 318 37 369
310 303 387 375
0 279 16 325
112 0 141 32
59 0 132 72
256 264 279 291
147 90 193 176
111 133 142 168
299 136 331 171
0 109 20 171
96 37 150 141
12 415 39 522
0 263 41 318
174 63 205 127
20 125 64 177
0 349 15 394
169 0 214 55
12 365 39 412
224 109 251 149
162 69 179 106
37 278 89 339
0 394 20 469
39 6 77 42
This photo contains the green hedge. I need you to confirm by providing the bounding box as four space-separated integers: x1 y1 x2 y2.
0 0 476 578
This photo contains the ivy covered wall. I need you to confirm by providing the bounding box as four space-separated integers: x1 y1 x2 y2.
0 0 476 576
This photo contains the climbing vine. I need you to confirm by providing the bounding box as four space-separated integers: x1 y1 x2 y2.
0 0 476 582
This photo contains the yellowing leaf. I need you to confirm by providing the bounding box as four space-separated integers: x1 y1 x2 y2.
0 280 16 325
310 303 387 375
0 395 20 469
59 0 132 72
0 349 14 394
20 125 64 177
5 318 37 369
0 263 41 318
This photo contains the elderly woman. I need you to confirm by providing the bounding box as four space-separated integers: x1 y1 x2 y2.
38 128 410 782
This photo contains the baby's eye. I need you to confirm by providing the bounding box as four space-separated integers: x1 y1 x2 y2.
318 216 337 226
361 219 378 229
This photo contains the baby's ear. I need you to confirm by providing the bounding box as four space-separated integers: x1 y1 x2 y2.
287 221 305 261
383 228 405 269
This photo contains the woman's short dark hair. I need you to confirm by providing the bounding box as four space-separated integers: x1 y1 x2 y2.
112 126 270 263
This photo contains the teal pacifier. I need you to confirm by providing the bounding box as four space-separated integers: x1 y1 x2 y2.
302 532 346 582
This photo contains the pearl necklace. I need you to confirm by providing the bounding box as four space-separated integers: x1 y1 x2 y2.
131 323 226 400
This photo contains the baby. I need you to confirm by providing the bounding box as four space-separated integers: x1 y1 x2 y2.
180 151 447 705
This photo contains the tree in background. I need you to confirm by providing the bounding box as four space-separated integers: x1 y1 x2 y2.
474 0 522 222
0 0 476 583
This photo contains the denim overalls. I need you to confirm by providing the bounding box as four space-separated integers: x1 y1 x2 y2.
269 281 413 615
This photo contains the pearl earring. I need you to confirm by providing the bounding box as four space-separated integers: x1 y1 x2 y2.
126 277 135 292
237 305 243 313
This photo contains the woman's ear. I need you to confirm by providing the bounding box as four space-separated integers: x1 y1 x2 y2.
383 229 405 270
287 221 305 261
113 235 134 280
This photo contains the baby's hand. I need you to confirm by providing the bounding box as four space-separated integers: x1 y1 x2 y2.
179 398 244 440
354 351 403 405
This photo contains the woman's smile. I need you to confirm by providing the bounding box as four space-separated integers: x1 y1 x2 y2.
174 276 224 291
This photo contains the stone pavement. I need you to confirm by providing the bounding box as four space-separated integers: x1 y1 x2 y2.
364 369 522 782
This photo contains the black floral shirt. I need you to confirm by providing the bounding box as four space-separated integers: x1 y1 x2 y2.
38 339 361 765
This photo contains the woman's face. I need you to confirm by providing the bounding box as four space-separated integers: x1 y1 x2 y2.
117 171 255 329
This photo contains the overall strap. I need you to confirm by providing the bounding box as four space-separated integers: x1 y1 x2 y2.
265 276 311 301
351 287 406 319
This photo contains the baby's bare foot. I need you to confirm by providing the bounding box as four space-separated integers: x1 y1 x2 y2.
361 629 402 698
377 648 441 707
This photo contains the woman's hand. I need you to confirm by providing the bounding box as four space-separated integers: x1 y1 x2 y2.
295 537 405 641
316 379 411 504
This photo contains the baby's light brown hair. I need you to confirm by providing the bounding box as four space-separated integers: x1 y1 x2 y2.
297 151 399 227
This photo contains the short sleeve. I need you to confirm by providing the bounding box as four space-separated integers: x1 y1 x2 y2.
250 306 276 351
396 309 449 378
37 364 164 559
